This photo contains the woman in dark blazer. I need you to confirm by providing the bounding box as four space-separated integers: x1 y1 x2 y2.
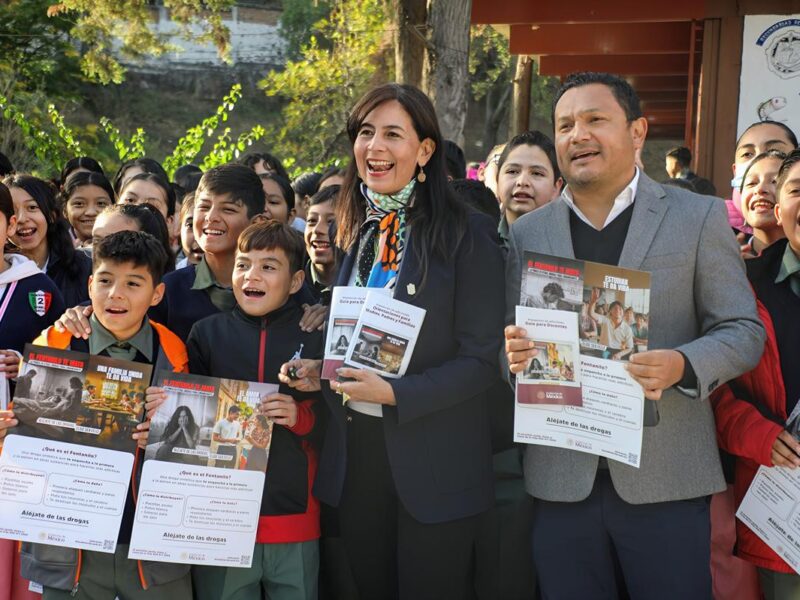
312 83 505 599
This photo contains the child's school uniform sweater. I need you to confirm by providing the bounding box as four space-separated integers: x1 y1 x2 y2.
186 301 325 543
0 254 65 354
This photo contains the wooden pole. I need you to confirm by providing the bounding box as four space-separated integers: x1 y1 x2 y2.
510 55 533 135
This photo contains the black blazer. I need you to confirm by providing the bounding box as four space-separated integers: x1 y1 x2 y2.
314 210 506 523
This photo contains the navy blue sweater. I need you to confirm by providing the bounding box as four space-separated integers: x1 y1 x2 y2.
46 249 92 308
0 273 65 353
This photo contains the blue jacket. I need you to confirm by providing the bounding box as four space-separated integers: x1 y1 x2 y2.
314 211 506 523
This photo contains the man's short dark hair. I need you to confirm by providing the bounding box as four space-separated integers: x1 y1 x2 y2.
736 120 799 151
666 146 692 169
553 72 642 124
241 152 289 181
309 184 340 207
497 130 561 182
198 163 265 219
228 405 240 415
93 230 169 284
609 301 623 311
449 179 501 225
0 152 15 177
237 220 305 274
444 140 467 180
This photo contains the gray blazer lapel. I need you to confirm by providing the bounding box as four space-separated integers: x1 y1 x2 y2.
618 174 668 270
544 199 576 259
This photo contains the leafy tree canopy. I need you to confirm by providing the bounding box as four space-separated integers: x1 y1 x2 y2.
47 0 236 84
261 0 389 169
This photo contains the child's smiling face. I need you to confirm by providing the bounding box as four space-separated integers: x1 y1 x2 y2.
232 247 303 317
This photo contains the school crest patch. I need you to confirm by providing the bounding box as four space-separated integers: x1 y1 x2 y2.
28 290 52 317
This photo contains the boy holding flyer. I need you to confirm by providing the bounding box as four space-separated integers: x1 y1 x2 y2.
182 221 324 600
16 230 192 599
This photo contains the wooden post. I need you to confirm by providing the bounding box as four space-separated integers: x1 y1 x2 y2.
694 16 743 193
510 55 533 135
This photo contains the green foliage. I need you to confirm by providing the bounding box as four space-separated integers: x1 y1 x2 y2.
278 0 332 60
260 0 389 169
99 117 146 162
0 0 81 96
162 84 243 178
201 124 266 171
2 84 280 178
48 104 83 156
0 94 67 171
48 0 236 84
469 25 512 102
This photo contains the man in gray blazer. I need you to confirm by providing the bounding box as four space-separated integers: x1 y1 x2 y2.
504 72 765 599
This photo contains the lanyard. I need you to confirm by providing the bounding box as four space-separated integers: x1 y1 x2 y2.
0 281 18 323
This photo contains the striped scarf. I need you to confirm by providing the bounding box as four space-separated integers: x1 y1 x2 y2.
354 180 415 289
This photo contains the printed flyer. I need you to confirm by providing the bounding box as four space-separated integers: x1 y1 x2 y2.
128 371 276 567
322 286 391 380
0 344 151 552
515 306 582 406
737 465 800 575
513 253 650 467
343 291 426 379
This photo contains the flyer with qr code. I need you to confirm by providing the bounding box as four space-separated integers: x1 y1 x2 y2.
0 345 150 553
513 254 650 468
128 371 277 568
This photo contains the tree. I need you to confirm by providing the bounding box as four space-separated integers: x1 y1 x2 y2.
260 0 389 169
469 25 512 151
392 0 426 88
278 0 332 60
0 0 80 96
46 0 236 84
0 0 85 170
422 0 472 145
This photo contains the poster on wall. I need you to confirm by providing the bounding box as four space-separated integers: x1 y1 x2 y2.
737 15 800 141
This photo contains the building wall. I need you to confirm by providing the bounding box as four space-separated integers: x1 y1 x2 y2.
121 4 285 71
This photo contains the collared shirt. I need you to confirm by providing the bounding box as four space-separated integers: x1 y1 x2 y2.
88 314 153 362
594 314 633 350
498 214 510 248
305 260 333 305
191 257 236 313
561 168 640 231
776 242 800 298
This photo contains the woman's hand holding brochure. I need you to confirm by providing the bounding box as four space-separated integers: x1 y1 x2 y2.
504 325 536 374
333 367 396 405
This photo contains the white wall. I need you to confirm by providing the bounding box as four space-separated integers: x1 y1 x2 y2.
121 5 286 70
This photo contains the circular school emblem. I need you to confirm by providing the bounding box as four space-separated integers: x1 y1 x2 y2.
765 29 800 78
